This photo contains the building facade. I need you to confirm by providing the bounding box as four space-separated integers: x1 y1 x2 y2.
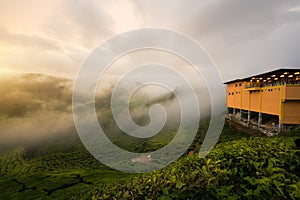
224 68 300 133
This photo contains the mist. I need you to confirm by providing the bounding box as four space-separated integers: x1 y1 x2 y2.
0 111 73 146
0 69 217 149
0 73 73 148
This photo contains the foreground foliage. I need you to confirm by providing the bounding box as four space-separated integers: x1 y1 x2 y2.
1 122 299 199
94 135 300 199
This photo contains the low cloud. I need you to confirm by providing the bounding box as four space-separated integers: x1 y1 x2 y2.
0 74 73 147
0 111 73 146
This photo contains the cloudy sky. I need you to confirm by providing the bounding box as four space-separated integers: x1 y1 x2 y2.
1 0 300 81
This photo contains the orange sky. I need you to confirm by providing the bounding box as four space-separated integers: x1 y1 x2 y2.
0 0 300 79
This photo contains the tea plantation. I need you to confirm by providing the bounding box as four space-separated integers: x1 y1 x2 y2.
0 122 299 199
94 134 300 199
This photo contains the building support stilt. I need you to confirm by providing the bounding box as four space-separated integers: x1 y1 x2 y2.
278 121 284 133
239 109 242 121
258 112 262 127
233 108 236 120
247 110 251 126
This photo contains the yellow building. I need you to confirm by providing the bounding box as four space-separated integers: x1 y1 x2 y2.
224 68 300 133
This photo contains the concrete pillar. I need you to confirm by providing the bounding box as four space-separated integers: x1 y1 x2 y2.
227 108 231 120
233 108 236 120
247 111 251 126
278 121 284 133
239 109 242 121
258 112 262 126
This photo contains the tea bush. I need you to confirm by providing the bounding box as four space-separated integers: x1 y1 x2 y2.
94 136 300 199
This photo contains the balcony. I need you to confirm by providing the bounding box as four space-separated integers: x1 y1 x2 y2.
244 82 300 90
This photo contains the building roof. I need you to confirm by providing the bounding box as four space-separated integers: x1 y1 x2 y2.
223 68 300 84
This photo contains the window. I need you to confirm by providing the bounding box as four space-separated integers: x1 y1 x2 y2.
232 92 234 95
235 84 238 87
228 93 230 96
239 83 242 86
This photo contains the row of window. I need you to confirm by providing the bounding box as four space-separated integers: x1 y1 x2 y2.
266 88 280 92
228 92 240 95
228 88 280 95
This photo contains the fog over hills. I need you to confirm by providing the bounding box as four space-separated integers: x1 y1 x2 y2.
0 73 73 147
0 72 212 151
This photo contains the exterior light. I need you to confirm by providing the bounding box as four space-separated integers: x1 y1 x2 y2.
267 77 271 80
288 75 293 78
280 75 285 78
259 77 263 80
271 75 276 77
284 72 288 75
263 80 266 82
295 72 300 75
252 77 256 79
274 78 278 80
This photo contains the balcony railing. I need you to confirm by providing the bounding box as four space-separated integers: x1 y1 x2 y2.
244 81 300 89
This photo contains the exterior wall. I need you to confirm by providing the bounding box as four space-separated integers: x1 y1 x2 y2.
249 91 260 112
235 89 242 108
226 83 235 108
227 82 243 108
283 101 300 124
261 87 281 115
241 90 249 110
226 82 300 124
284 85 300 100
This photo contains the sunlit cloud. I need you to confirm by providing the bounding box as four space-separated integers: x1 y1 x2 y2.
0 0 299 79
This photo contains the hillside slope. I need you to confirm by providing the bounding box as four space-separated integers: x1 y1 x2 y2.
92 130 300 199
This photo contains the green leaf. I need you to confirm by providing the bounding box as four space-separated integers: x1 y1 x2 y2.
176 181 184 189
170 175 176 183
202 166 207 175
